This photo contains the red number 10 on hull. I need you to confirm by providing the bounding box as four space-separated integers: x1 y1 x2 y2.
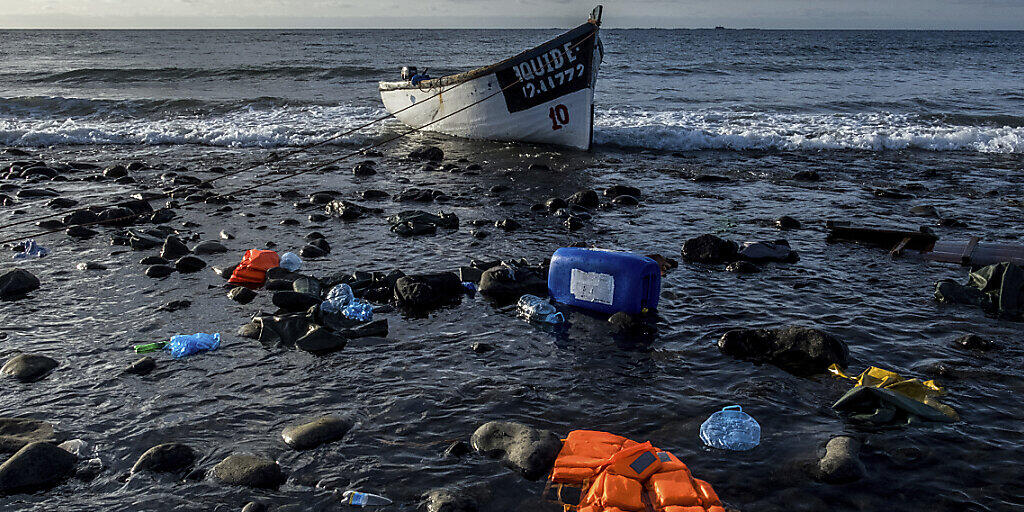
549 104 569 130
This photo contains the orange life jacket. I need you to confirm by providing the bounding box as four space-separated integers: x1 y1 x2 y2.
549 430 725 512
228 250 280 288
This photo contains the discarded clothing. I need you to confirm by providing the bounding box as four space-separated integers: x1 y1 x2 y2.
228 250 280 288
548 430 725 512
386 210 458 236
240 310 387 353
935 262 1024 321
829 364 957 424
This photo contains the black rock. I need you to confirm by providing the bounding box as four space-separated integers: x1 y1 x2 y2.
361 189 390 200
228 286 257 304
192 240 228 255
241 502 268 512
124 356 156 376
470 421 562 481
494 218 521 231
291 276 322 297
566 189 599 208
132 443 196 474
47 197 78 209
150 208 176 224
174 256 206 273
814 436 866 484
140 256 168 265
737 240 799 263
145 265 176 278
423 488 479 512
394 272 463 309
298 245 325 259
953 334 994 351
0 269 40 300
608 312 655 337
681 234 738 264
477 266 548 302
564 216 585 231
160 236 190 260
213 264 238 279
211 454 286 489
157 300 191 312
36 219 64 230
718 326 849 376
65 226 98 239
272 291 321 312
281 416 353 450
409 145 444 161
62 210 98 226
293 326 349 353
611 195 640 206
544 197 567 212
97 206 138 226
103 165 128 179
352 161 377 176
726 261 761 273
471 342 493 353
0 442 77 493
792 170 821 181
776 216 801 229
325 199 378 220
0 418 56 453
605 185 642 198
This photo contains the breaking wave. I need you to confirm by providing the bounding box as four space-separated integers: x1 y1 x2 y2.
594 109 1024 153
2 96 1022 153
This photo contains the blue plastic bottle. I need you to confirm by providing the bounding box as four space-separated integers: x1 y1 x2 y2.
699 405 760 451
517 294 564 324
321 284 354 313
279 252 302 272
342 299 374 322
342 490 392 506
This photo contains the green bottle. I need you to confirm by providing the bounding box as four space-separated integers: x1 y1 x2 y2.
134 341 167 354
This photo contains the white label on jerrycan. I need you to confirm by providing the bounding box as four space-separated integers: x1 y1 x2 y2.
570 268 615 305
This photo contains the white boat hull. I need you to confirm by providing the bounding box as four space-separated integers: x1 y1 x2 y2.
379 21 602 150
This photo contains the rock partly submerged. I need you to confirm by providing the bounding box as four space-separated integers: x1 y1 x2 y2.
211 454 286 488
1 354 58 382
131 443 197 474
470 421 562 481
281 416 353 450
0 442 77 493
718 326 849 376
0 418 57 453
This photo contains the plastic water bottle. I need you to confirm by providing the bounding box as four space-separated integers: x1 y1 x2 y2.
321 283 354 313
342 490 392 507
13 239 49 259
166 332 221 358
279 252 302 272
342 299 374 322
517 294 565 324
699 405 760 451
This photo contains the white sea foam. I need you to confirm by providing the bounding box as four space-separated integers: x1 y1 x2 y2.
0 102 391 148
2 99 1022 153
594 109 1024 153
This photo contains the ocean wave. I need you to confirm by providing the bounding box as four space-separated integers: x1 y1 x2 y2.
14 65 384 84
0 103 391 148
594 109 1024 153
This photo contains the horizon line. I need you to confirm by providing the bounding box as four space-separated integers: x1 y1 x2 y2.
2 26 1024 31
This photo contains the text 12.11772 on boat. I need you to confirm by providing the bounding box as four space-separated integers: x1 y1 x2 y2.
379 6 604 150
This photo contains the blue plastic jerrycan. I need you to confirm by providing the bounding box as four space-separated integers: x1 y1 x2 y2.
547 247 661 315
699 405 761 451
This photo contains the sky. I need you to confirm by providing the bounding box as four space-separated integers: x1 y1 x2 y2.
2 0 1024 29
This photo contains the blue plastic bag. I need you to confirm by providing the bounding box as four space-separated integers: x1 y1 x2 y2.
321 284 354 313
699 405 761 451
166 332 220 358
342 299 374 322
14 239 49 259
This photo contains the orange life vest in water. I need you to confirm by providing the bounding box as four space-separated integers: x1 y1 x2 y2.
228 249 280 287
550 430 725 512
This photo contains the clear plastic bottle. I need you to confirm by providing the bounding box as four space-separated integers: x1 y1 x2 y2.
342 299 374 322
516 294 565 324
342 490 392 507
279 252 302 272
321 283 354 313
699 405 760 451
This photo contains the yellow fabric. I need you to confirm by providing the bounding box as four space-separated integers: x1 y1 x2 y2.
828 364 958 420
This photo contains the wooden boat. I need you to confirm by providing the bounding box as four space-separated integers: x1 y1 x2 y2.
379 6 604 150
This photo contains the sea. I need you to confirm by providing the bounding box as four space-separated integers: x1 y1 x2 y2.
1 29 1023 512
